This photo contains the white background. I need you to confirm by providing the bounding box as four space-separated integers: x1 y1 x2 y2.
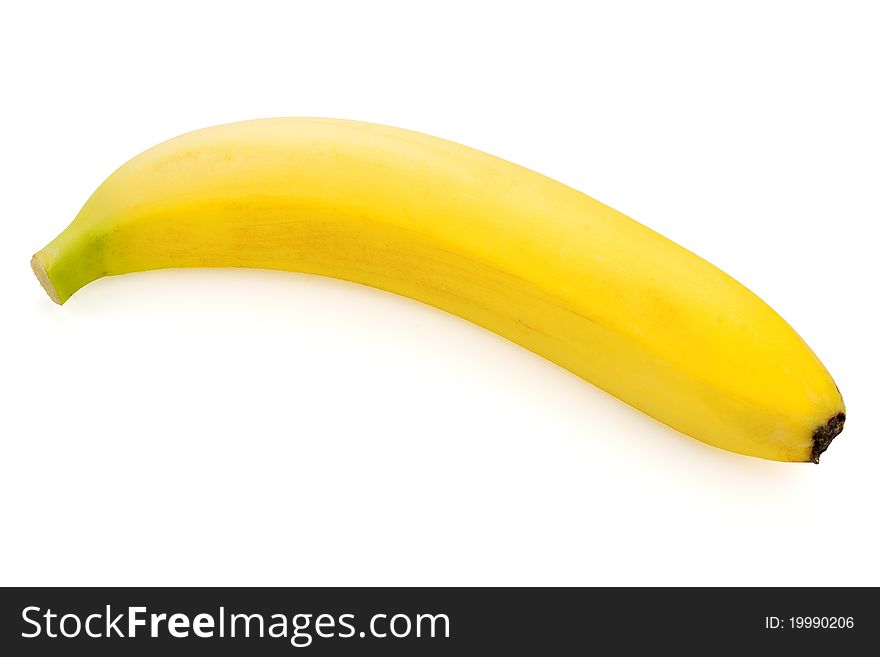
1 1 878 586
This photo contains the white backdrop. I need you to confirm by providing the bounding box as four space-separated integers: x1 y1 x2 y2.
1 0 877 586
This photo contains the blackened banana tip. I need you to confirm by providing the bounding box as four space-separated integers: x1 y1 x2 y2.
811 412 846 463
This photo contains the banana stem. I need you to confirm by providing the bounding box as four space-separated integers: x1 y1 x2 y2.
31 229 104 305
31 253 61 305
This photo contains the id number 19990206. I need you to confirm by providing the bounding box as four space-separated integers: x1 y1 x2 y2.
765 617 854 630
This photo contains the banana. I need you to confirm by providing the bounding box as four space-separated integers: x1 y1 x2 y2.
32 118 845 462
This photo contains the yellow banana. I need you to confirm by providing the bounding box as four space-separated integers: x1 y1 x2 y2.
32 118 845 462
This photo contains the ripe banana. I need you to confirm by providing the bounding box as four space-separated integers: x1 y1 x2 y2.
32 118 845 462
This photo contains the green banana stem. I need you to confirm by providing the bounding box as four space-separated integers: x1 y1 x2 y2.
32 230 103 305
